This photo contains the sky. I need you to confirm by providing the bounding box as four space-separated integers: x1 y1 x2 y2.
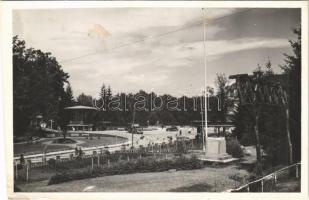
13 8 300 98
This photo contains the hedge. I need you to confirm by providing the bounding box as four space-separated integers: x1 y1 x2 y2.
226 138 244 158
48 155 203 185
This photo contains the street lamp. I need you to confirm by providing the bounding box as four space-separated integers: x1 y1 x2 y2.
49 119 55 130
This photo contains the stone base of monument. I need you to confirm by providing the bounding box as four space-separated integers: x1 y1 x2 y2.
195 137 239 163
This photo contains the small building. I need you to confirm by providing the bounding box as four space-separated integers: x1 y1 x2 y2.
64 105 97 131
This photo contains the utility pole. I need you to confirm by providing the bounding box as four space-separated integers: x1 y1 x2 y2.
202 8 208 154
201 111 205 151
131 107 136 149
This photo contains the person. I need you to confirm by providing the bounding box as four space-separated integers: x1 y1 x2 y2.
75 146 79 156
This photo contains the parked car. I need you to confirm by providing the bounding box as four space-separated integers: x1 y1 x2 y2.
166 126 178 132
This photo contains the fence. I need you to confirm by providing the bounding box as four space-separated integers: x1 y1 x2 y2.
14 139 202 181
226 162 301 192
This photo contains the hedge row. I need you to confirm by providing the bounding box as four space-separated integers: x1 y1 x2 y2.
48 155 203 185
47 152 152 170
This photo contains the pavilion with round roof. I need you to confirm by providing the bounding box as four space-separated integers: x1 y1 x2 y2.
64 105 97 131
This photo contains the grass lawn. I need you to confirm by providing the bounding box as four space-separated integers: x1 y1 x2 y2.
16 165 248 192
14 142 73 156
14 136 127 156
77 136 127 147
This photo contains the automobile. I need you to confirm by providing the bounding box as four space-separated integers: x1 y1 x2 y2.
167 136 173 142
166 126 178 132
135 128 143 134
127 127 143 134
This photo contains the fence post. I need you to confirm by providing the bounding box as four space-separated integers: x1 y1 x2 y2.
247 185 250 192
261 179 264 192
296 164 299 178
165 154 168 160
98 155 100 166
26 164 29 182
274 172 277 183
15 161 18 180
107 158 110 166
91 157 94 171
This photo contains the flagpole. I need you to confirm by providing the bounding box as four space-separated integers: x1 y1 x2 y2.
202 8 208 155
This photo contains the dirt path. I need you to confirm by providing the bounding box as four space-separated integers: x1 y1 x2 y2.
18 165 248 192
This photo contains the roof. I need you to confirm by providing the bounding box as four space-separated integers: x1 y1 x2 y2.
64 105 97 110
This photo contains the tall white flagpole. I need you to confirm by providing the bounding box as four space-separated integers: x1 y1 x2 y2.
202 8 208 155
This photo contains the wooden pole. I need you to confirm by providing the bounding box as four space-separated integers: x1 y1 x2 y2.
254 108 263 176
26 164 29 182
296 164 299 178
285 107 293 164
202 8 208 154
91 157 94 170
15 161 18 180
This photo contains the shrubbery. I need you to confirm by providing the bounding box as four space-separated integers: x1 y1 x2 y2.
48 155 203 185
226 138 244 158
47 158 56 168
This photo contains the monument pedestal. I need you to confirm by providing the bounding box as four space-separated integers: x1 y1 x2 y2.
197 137 239 163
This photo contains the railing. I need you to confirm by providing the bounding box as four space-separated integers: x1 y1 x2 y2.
226 162 301 192
14 139 198 168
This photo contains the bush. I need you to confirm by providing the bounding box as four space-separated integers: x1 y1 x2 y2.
48 155 203 185
48 158 56 168
226 138 244 158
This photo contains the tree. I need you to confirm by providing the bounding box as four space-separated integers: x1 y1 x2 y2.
13 36 69 136
76 93 93 106
58 84 75 139
100 84 107 106
107 85 112 100
64 84 75 105
265 59 274 75
229 73 264 175
280 27 301 162
206 86 215 96
215 74 232 135
106 85 112 112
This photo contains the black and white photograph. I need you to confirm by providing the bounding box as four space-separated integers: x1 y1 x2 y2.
1 1 308 198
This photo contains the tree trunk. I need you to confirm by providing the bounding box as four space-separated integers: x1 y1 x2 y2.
254 110 263 176
63 130 66 139
285 107 293 164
